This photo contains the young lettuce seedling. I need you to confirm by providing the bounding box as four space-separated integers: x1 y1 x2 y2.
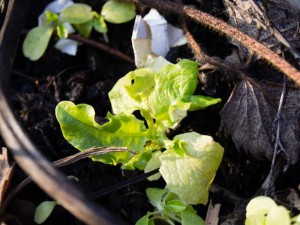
245 196 300 225
56 59 224 224
23 0 136 60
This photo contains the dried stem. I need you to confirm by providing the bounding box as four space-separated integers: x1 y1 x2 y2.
182 21 249 78
67 34 134 64
130 0 300 85
1 147 129 213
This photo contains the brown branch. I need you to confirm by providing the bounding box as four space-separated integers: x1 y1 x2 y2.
1 147 130 213
130 0 300 86
67 34 135 64
182 21 249 79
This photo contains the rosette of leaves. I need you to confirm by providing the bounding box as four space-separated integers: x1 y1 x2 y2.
23 0 136 60
56 60 224 224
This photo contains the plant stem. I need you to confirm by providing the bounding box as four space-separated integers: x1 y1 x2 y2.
67 33 135 64
130 0 300 85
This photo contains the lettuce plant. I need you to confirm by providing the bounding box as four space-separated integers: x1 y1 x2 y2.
246 196 300 225
56 59 224 224
23 0 136 60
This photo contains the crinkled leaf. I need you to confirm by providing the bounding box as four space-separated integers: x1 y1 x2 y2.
34 201 58 224
55 101 147 165
165 139 186 156
146 188 167 211
122 151 152 170
60 4 93 24
246 196 277 217
55 101 103 150
159 132 223 204
101 0 136 24
93 14 107 33
109 68 155 115
101 112 148 151
144 151 162 181
23 26 54 61
177 95 221 111
149 60 198 127
181 206 205 225
57 23 68 39
266 206 290 225
74 20 93 37
221 80 300 165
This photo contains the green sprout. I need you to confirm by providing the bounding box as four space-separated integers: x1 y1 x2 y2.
23 0 136 61
246 196 300 225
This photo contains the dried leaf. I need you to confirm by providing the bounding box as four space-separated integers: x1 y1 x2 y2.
221 80 300 165
223 0 300 60
0 148 14 206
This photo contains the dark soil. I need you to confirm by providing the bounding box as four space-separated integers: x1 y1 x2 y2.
1 0 300 225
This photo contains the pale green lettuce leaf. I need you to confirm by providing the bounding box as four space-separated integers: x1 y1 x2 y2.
55 101 148 165
23 26 54 61
122 151 152 170
164 192 186 213
146 188 167 211
181 206 205 225
245 214 266 225
159 132 223 204
176 95 221 111
74 20 93 37
57 23 68 39
60 4 93 24
135 213 151 225
144 151 162 181
34 201 58 224
148 60 199 128
266 206 290 225
246 196 277 217
93 14 108 33
292 214 300 225
101 0 136 24
109 68 155 115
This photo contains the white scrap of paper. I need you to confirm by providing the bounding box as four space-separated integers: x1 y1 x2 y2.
143 9 169 57
55 39 78 56
38 0 78 56
131 9 187 68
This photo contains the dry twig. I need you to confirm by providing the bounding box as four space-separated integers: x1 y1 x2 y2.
130 0 300 85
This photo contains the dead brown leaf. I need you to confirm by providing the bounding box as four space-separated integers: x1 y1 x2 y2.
223 0 300 61
221 79 300 165
0 148 14 206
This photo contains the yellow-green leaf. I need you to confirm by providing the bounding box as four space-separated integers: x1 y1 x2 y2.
101 0 136 24
60 4 93 24
23 26 54 61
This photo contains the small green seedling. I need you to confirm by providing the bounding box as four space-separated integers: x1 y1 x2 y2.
23 0 136 60
34 176 79 224
136 188 205 225
246 196 300 225
56 59 224 224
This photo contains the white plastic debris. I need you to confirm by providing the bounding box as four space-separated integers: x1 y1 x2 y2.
54 39 78 55
38 0 78 56
132 9 187 68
